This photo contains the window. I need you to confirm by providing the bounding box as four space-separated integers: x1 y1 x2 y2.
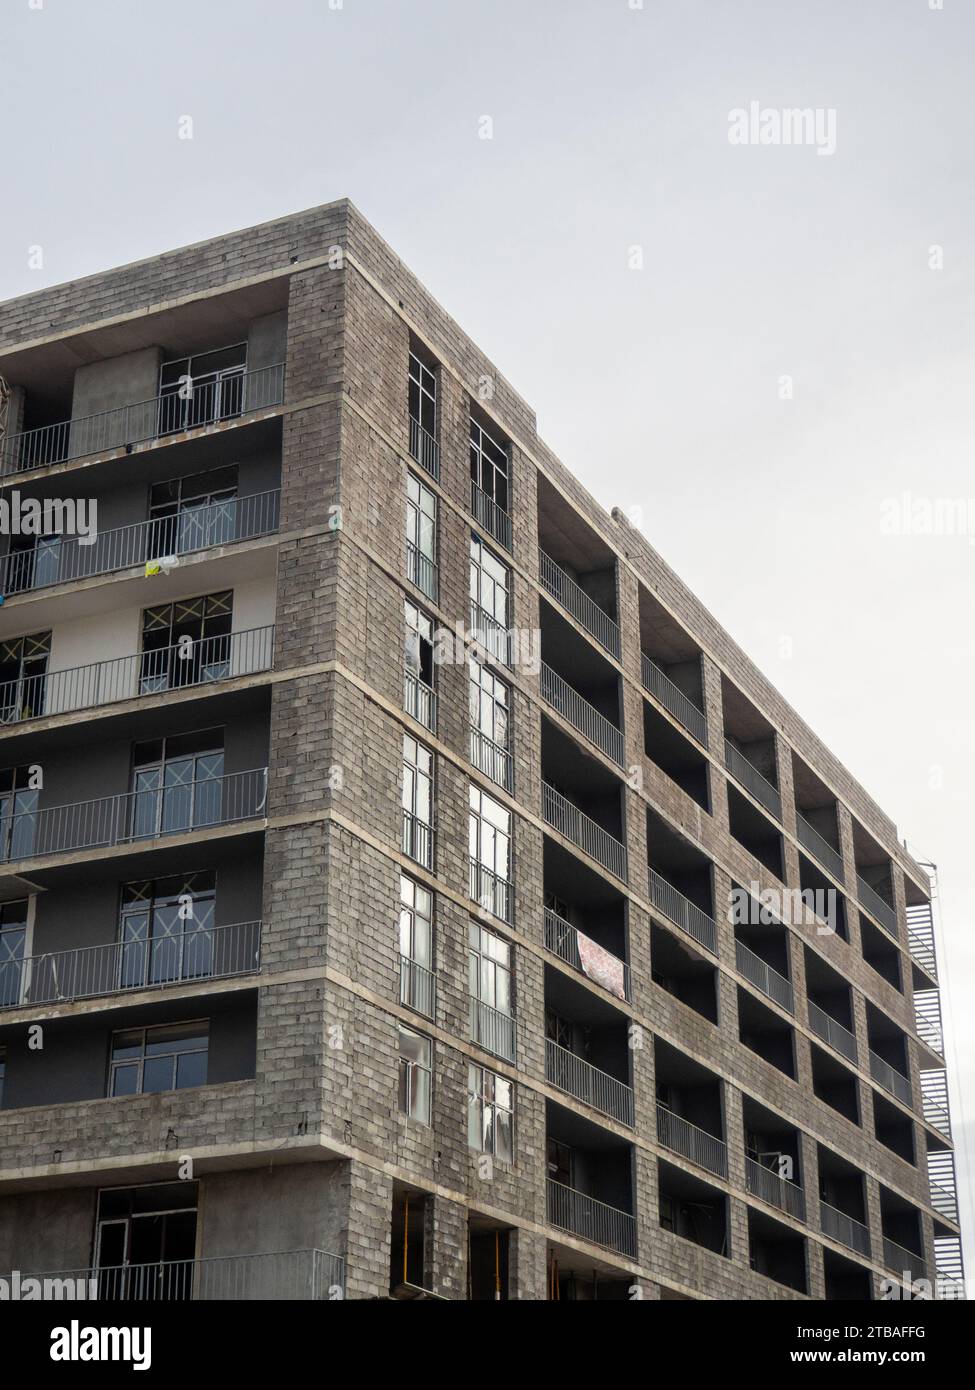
469 657 511 790
94 1183 198 1297
0 632 50 724
469 536 510 665
402 735 434 868
469 921 515 1060
118 872 219 989
399 874 435 1016
130 730 225 838
470 417 509 513
408 350 439 478
140 592 233 693
468 1064 513 1161
406 473 438 601
0 765 39 863
0 899 28 1008
404 600 435 731
469 786 512 921
109 1022 209 1097
148 466 239 557
398 1025 431 1123
158 344 247 432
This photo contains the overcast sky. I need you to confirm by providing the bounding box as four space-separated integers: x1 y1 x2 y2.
1 0 972 1276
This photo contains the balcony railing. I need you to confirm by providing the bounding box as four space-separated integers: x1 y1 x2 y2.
0 491 281 600
914 988 944 1056
656 1104 728 1178
934 1237 965 1299
869 1049 912 1106
906 901 938 980
921 1070 952 1138
0 919 261 1012
469 858 513 925
883 1237 927 1284
469 600 511 667
545 1038 634 1127
857 875 898 938
649 868 716 954
544 908 629 1001
928 1152 960 1224
470 997 516 1062
537 550 621 659
546 1178 636 1258
401 808 434 870
469 725 513 793
745 1156 806 1222
406 541 438 602
0 768 268 866
796 812 844 881
0 626 275 728
540 663 624 767
724 741 781 820
404 672 436 732
2 363 286 477
807 1000 858 1064
928 1178 959 1225
735 939 793 1012
399 955 436 1019
542 782 627 881
409 416 440 481
470 480 512 551
8 1248 344 1301
641 654 708 748
820 1200 871 1257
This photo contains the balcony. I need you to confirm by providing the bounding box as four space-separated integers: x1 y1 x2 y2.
869 1049 912 1106
0 768 268 867
649 868 716 955
470 997 516 1063
883 1237 927 1284
735 938 793 1013
906 901 938 980
546 1178 636 1258
401 808 434 870
544 908 629 1001
545 1038 633 1127
0 491 281 600
406 541 438 603
469 858 513 925
745 1157 805 1221
796 812 844 881
409 415 440 481
538 550 620 659
7 1248 344 1301
857 875 898 938
820 1199 871 1257
540 662 624 767
404 671 436 733
641 654 708 747
921 1069 952 1138
2 363 286 477
469 725 513 793
0 919 261 1012
399 954 436 1018
808 1000 858 1064
724 740 781 820
656 1103 728 1178
471 480 512 552
543 783 627 882
914 988 944 1057
1 625 275 727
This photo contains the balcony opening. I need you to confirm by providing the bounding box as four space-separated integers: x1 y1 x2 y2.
654 1038 727 1178
91 1181 198 1297
810 1044 860 1125
408 341 440 481
643 700 710 812
791 755 843 881
389 1185 435 1299
646 808 716 955
638 587 707 747
747 1208 808 1293
467 1218 509 1300
798 852 848 941
852 821 898 940
804 948 857 1064
904 875 937 984
544 969 633 1127
818 1145 870 1257
536 473 619 658
539 603 623 767
545 1251 632 1300
657 1159 728 1255
541 720 626 881
879 1186 926 1286
737 987 796 1078
731 885 793 1013
543 840 628 998
546 1103 636 1257
860 913 902 992
743 1096 805 1221
651 921 718 1023
727 785 784 879
866 1003 911 1106
721 678 781 821
469 407 511 551
873 1091 916 1165
823 1248 873 1301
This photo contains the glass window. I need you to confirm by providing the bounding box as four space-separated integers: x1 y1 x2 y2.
140 592 233 693
470 535 509 626
405 601 435 688
109 1022 209 1097
469 786 511 881
0 631 51 724
468 1063 513 1161
398 1025 432 1123
399 874 433 968
470 417 509 513
406 473 437 562
408 351 437 436
469 921 513 1015
469 657 509 747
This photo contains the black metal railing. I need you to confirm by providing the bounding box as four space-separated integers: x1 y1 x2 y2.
542 782 627 881
641 654 708 747
540 663 624 766
537 549 620 659
724 740 781 820
649 868 716 954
